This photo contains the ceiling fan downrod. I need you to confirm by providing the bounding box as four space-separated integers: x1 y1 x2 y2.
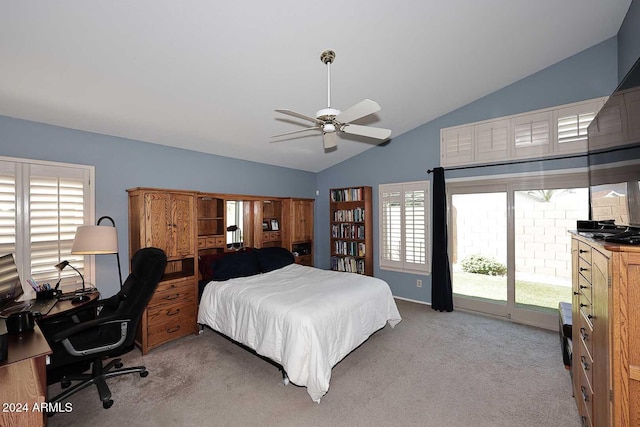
318 49 339 124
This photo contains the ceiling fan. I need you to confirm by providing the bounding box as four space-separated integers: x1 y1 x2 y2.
272 49 391 150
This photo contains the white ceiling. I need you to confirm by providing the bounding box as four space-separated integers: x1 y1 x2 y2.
0 1 632 172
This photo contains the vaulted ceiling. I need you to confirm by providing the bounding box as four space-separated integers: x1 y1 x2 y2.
0 1 632 172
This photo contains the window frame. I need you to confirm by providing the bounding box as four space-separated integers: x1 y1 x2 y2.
0 155 95 296
379 180 431 274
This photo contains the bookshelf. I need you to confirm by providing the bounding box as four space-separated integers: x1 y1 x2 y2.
329 186 373 276
196 194 226 255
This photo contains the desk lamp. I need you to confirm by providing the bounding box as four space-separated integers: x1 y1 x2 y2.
55 260 88 303
71 216 123 289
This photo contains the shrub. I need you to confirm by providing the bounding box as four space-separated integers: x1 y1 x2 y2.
461 254 507 276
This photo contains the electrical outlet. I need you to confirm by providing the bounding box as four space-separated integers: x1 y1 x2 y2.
416 279 422 288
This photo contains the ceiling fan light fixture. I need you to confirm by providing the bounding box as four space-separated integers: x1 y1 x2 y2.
323 123 336 133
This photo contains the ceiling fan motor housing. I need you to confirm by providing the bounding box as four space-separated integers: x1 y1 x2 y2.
316 107 341 122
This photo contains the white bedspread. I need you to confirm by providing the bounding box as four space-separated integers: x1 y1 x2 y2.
197 263 401 402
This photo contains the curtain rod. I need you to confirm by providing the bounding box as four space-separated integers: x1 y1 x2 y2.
427 152 588 174
427 143 640 174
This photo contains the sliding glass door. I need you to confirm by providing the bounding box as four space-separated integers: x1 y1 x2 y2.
448 172 588 329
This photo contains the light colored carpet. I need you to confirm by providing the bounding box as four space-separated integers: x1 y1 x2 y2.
47 299 579 427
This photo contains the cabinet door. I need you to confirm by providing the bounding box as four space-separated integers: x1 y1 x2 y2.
172 194 195 258
144 192 194 259
293 200 313 242
144 193 173 254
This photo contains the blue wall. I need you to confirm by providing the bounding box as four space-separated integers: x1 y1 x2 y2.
618 0 640 80
0 117 316 297
316 37 619 304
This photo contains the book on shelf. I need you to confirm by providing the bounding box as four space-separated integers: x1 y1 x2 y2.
330 256 366 274
330 187 363 202
332 207 365 222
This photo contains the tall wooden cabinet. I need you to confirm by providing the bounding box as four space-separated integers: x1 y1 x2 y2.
283 198 314 266
128 188 199 354
329 186 372 275
570 233 640 426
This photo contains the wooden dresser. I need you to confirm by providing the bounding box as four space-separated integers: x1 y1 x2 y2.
570 233 640 426
128 188 199 354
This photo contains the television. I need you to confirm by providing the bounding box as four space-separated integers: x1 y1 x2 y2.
587 54 640 233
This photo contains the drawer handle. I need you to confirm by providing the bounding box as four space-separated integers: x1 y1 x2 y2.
581 386 589 402
579 267 588 272
579 285 588 289
580 327 589 340
166 308 181 317
588 314 594 320
579 249 588 254
165 293 180 301
166 325 181 334
573 291 580 296
581 355 589 371
580 303 588 308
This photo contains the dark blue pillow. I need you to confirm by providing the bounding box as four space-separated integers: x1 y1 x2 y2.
212 250 260 281
256 247 295 273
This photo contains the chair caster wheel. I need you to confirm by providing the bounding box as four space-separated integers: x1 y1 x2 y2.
114 362 123 369
140 370 149 378
61 380 71 389
103 399 114 409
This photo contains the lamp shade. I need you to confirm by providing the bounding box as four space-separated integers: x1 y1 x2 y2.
71 225 118 254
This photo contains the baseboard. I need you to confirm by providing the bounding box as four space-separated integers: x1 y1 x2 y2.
393 296 431 306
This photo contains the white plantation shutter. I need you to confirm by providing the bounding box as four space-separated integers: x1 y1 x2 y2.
29 167 87 284
380 181 430 273
557 112 595 144
380 185 402 269
0 158 93 292
0 162 17 257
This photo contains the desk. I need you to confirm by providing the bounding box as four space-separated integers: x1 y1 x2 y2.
0 292 99 427
45 292 99 318
0 324 50 427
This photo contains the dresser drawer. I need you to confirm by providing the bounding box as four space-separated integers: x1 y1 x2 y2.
578 274 592 303
147 297 196 327
578 292 593 322
578 257 592 283
146 313 196 349
578 342 594 391
149 277 195 308
578 242 592 265
579 312 594 358
578 362 594 427
198 237 206 249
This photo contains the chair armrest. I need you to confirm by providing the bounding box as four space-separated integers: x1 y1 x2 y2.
49 314 132 343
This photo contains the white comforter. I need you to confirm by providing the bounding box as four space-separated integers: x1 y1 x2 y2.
197 263 401 402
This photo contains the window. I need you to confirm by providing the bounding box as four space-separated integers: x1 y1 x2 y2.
440 97 606 167
0 157 94 294
379 181 430 273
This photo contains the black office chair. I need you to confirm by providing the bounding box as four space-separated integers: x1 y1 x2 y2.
43 247 167 409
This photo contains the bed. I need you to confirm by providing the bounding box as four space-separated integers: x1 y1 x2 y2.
197 247 401 403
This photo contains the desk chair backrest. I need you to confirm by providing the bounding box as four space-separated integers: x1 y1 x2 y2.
98 247 167 351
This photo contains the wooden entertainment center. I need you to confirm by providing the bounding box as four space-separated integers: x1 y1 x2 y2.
127 188 314 354
570 233 640 426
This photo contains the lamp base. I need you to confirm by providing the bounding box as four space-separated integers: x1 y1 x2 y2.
72 294 90 304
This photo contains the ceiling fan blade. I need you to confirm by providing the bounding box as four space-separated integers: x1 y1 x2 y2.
341 124 391 140
271 126 320 138
275 109 321 124
335 99 381 124
323 132 338 149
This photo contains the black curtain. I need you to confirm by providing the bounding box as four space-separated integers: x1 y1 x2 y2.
431 167 453 312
